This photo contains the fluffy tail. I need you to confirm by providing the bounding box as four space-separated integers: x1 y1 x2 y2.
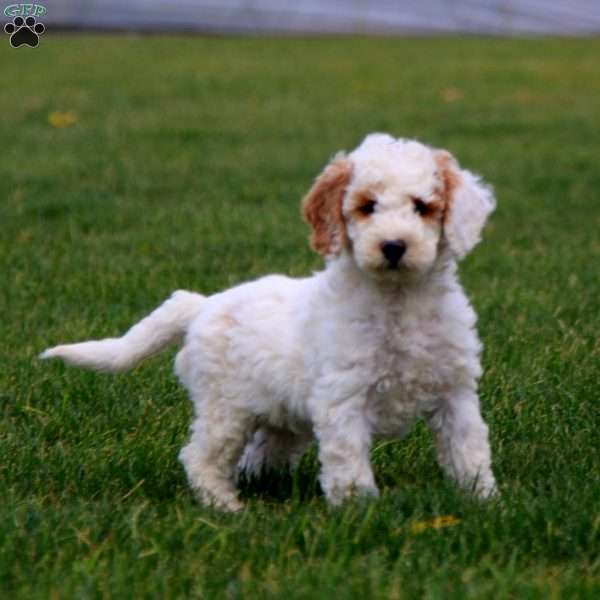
40 290 205 373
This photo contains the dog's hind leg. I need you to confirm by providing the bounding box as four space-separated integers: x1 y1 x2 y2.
179 401 253 512
237 426 311 480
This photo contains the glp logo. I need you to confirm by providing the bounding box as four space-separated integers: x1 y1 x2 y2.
4 3 46 47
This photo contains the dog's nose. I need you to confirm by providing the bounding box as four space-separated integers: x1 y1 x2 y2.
381 240 407 268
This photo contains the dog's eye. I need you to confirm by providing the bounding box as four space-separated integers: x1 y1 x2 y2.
357 199 377 215
412 197 433 217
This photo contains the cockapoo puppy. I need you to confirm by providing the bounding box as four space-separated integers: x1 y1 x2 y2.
42 133 498 511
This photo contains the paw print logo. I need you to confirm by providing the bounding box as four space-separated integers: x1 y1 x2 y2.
4 16 45 48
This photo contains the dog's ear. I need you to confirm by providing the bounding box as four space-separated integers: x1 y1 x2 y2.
435 150 496 259
302 154 353 256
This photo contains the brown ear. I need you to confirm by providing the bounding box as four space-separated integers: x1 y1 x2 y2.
302 155 353 256
435 150 495 259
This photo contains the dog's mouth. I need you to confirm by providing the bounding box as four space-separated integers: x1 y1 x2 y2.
365 261 416 284
384 262 403 271
376 257 411 273
365 254 436 285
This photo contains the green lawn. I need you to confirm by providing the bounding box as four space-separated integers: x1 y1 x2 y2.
1 35 599 599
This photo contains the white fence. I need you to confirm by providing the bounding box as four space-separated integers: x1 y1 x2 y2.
42 1 600 35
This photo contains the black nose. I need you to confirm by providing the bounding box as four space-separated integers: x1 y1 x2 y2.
381 240 407 268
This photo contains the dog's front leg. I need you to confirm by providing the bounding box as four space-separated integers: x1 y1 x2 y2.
312 393 378 505
428 388 497 499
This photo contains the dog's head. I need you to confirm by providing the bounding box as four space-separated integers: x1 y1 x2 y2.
303 133 495 280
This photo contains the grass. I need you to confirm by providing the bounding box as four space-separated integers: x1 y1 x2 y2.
1 34 599 599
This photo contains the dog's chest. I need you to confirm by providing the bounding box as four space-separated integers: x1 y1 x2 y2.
364 306 454 435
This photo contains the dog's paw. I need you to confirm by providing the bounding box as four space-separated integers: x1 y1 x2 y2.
326 482 380 506
472 477 499 501
4 16 45 48
220 496 244 512
194 488 244 512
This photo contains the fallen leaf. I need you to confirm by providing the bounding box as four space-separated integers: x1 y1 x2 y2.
48 110 79 128
441 87 463 102
410 515 461 534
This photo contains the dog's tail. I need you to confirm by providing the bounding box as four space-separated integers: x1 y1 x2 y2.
39 290 205 373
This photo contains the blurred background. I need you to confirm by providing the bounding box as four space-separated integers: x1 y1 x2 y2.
43 0 600 35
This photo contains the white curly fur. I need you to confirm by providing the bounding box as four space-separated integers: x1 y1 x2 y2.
41 133 498 511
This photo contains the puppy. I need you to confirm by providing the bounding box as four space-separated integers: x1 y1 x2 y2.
41 133 498 511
